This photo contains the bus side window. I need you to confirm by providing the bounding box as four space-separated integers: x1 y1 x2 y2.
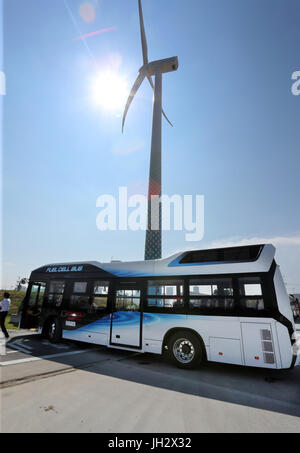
146 280 184 309
28 284 40 306
37 285 45 306
188 278 235 314
92 281 109 311
48 281 65 307
238 277 265 311
70 281 89 309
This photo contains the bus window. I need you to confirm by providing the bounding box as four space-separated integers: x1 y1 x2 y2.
189 298 234 311
148 280 183 297
116 289 140 312
37 285 45 305
189 278 233 296
73 282 87 293
70 281 89 309
48 281 65 307
21 282 46 329
188 278 235 313
146 280 184 309
240 298 265 311
28 284 40 306
238 277 265 312
239 277 262 296
92 281 109 311
94 281 109 295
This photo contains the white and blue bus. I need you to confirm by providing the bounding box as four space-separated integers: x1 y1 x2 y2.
20 244 299 369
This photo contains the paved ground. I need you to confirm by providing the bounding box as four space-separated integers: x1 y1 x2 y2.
0 323 300 433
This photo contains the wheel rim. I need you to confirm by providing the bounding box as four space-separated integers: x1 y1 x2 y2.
173 338 195 364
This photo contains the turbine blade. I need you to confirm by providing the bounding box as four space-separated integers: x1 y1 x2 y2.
122 72 146 132
147 76 173 127
138 0 148 65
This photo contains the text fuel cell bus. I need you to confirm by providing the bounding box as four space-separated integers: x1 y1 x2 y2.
20 244 300 369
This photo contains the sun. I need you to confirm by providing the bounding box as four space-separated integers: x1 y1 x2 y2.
90 70 129 112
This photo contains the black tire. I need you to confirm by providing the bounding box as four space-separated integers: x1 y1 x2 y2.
47 317 62 343
166 331 204 369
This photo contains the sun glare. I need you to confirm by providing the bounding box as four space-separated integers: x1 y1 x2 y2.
90 71 128 112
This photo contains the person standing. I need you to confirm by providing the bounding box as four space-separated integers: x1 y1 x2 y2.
0 292 11 339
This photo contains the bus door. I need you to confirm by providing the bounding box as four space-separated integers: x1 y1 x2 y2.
20 282 46 329
110 282 142 348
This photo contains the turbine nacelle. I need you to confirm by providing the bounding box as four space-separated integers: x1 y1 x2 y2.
139 56 179 76
122 56 179 133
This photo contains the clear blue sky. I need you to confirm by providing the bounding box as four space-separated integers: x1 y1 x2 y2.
2 0 300 290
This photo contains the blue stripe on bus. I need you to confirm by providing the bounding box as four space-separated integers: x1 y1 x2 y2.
62 312 186 337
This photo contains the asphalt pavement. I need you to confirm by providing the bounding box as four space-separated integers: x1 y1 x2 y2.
1 323 300 433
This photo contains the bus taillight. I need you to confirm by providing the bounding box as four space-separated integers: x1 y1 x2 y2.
66 312 83 321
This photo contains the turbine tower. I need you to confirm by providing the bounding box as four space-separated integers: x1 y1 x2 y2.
122 0 178 260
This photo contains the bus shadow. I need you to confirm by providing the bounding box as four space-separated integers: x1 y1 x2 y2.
54 344 300 419
5 334 300 419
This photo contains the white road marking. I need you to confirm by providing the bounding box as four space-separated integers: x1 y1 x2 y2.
0 349 91 366
7 344 32 354
13 340 33 351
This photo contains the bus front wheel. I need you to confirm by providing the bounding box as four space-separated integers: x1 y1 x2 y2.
167 331 204 369
47 318 62 343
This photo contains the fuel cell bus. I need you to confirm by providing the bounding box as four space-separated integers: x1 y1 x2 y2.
20 244 300 369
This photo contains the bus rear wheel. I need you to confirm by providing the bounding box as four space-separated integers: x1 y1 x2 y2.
47 318 62 343
167 331 203 369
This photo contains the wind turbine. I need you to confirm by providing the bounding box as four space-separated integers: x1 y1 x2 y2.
122 0 178 261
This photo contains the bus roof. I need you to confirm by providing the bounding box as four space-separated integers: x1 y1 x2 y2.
30 244 276 279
